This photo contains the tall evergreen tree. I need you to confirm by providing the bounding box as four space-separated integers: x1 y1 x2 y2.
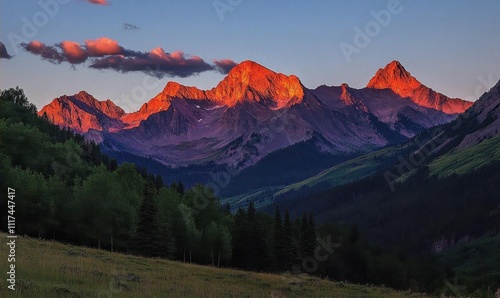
305 213 317 257
273 206 286 271
231 207 248 268
283 209 299 269
130 181 163 257
300 213 310 258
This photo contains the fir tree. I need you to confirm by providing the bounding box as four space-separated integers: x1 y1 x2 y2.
130 181 163 257
283 209 299 269
273 206 286 271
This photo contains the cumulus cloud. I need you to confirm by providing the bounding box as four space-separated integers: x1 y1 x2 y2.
214 59 238 74
123 23 140 30
21 37 237 78
59 41 87 64
22 41 64 63
87 0 109 5
0 42 13 59
85 37 122 56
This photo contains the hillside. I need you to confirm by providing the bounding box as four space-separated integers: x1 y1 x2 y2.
0 233 417 298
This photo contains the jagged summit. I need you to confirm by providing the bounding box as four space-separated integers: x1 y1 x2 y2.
366 61 472 114
208 60 304 108
38 92 125 133
120 60 305 127
366 60 421 92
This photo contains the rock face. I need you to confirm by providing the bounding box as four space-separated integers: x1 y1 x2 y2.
367 61 473 114
121 61 304 128
455 79 500 149
39 60 475 169
39 91 125 133
206 60 304 108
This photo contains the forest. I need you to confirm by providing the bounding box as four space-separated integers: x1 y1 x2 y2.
0 87 475 293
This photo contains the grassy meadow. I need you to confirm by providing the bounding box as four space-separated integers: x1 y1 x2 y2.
0 233 427 298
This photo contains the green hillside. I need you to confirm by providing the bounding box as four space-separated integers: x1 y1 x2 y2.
221 145 406 210
429 136 500 178
0 233 416 298
437 235 500 293
276 146 400 196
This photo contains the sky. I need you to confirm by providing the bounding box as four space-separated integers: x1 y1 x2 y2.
1 0 499 112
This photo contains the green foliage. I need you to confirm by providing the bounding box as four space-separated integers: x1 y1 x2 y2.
130 181 165 257
438 235 500 293
429 135 500 177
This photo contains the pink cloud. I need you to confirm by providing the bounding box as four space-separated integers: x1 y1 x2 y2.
22 41 64 63
22 37 238 78
60 41 87 64
85 37 122 56
87 0 109 5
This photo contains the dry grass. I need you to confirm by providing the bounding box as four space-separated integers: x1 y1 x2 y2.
0 233 425 297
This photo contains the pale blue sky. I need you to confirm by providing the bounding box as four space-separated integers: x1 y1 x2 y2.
1 0 499 112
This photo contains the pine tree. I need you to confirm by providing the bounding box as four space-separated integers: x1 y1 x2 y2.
130 181 163 257
273 206 286 271
283 209 299 269
305 213 317 257
154 174 164 190
300 212 310 258
177 181 185 195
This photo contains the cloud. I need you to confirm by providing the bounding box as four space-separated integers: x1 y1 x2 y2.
22 41 64 63
85 37 122 56
214 59 238 74
0 42 13 59
59 41 87 64
123 23 140 30
90 48 213 78
21 37 237 78
87 0 109 5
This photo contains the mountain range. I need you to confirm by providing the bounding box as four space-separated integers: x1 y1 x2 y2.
269 78 500 255
39 60 472 175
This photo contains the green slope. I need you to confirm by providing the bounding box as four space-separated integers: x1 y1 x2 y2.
222 144 404 210
0 233 415 298
276 146 401 196
437 235 500 292
429 136 500 178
